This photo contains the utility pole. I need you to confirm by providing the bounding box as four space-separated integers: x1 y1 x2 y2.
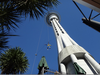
45 11 100 74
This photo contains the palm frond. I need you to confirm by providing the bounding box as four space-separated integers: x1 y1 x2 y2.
16 0 60 19
0 1 21 32
0 47 29 74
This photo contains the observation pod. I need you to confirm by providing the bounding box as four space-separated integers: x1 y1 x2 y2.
45 11 100 74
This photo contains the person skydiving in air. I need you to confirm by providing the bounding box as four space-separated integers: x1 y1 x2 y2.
45 42 51 50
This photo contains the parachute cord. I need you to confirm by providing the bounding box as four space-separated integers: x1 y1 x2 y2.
31 56 36 74
31 24 44 74
47 26 50 42
36 45 45 55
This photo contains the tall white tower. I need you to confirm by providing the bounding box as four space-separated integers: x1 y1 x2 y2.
46 12 100 74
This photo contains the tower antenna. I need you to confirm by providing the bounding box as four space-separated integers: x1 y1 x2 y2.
45 11 100 74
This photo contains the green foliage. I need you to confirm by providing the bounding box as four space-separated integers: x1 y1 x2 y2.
0 1 21 32
0 0 60 51
0 47 29 74
17 0 60 19
0 32 9 54
0 0 60 32
0 1 60 73
0 32 19 54
0 35 8 53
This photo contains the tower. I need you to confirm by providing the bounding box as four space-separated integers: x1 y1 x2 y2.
46 12 100 74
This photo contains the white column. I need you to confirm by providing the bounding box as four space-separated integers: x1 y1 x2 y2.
84 53 100 74
51 19 63 53
70 54 78 63
60 63 67 74
56 20 78 46
41 67 44 75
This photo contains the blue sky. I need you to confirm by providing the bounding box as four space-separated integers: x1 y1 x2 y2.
8 0 100 74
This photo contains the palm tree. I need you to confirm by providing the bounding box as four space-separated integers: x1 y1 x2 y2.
0 35 8 55
0 0 59 51
0 47 29 74
0 1 21 32
0 31 19 55
16 0 59 19
0 0 59 32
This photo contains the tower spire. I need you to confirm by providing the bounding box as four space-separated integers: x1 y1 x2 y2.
46 11 100 74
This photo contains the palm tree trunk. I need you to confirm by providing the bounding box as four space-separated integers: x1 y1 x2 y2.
1 68 6 74
1 64 12 74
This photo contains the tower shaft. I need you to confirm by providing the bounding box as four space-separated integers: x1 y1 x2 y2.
46 12 100 74
51 18 78 53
